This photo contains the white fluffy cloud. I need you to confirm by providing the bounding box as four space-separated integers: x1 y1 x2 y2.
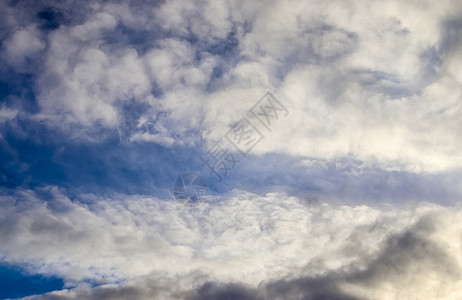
1 0 458 172
2 24 45 70
1 1 462 298
1 187 461 299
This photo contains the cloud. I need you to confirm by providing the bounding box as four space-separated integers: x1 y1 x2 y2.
1 0 462 299
0 106 19 124
1 0 461 173
154 0 232 42
1 25 45 70
0 186 460 299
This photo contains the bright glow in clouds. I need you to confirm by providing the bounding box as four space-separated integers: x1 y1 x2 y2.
0 0 461 299
25 0 462 171
2 187 462 299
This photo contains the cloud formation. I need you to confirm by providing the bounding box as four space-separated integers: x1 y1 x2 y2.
0 187 460 299
1 0 462 299
2 0 461 172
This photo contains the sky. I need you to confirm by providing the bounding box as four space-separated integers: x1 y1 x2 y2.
0 0 462 299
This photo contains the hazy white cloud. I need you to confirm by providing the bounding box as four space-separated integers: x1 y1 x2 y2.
154 0 232 41
0 106 19 123
0 187 460 299
1 1 462 298
2 24 45 70
1 0 457 172
144 38 217 91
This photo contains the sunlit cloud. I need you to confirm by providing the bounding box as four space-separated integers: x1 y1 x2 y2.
0 0 461 299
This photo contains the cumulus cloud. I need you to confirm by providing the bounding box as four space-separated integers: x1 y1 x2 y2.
1 0 460 172
0 187 459 299
1 0 462 299
2 25 45 70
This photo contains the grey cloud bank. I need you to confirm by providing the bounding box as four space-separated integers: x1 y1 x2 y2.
2 187 461 299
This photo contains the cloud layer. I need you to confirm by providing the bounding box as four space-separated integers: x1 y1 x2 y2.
1 0 462 299
2 0 461 172
1 187 461 299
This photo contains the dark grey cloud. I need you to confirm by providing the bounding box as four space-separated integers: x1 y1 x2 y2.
25 209 461 300
190 212 460 300
0 186 458 300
